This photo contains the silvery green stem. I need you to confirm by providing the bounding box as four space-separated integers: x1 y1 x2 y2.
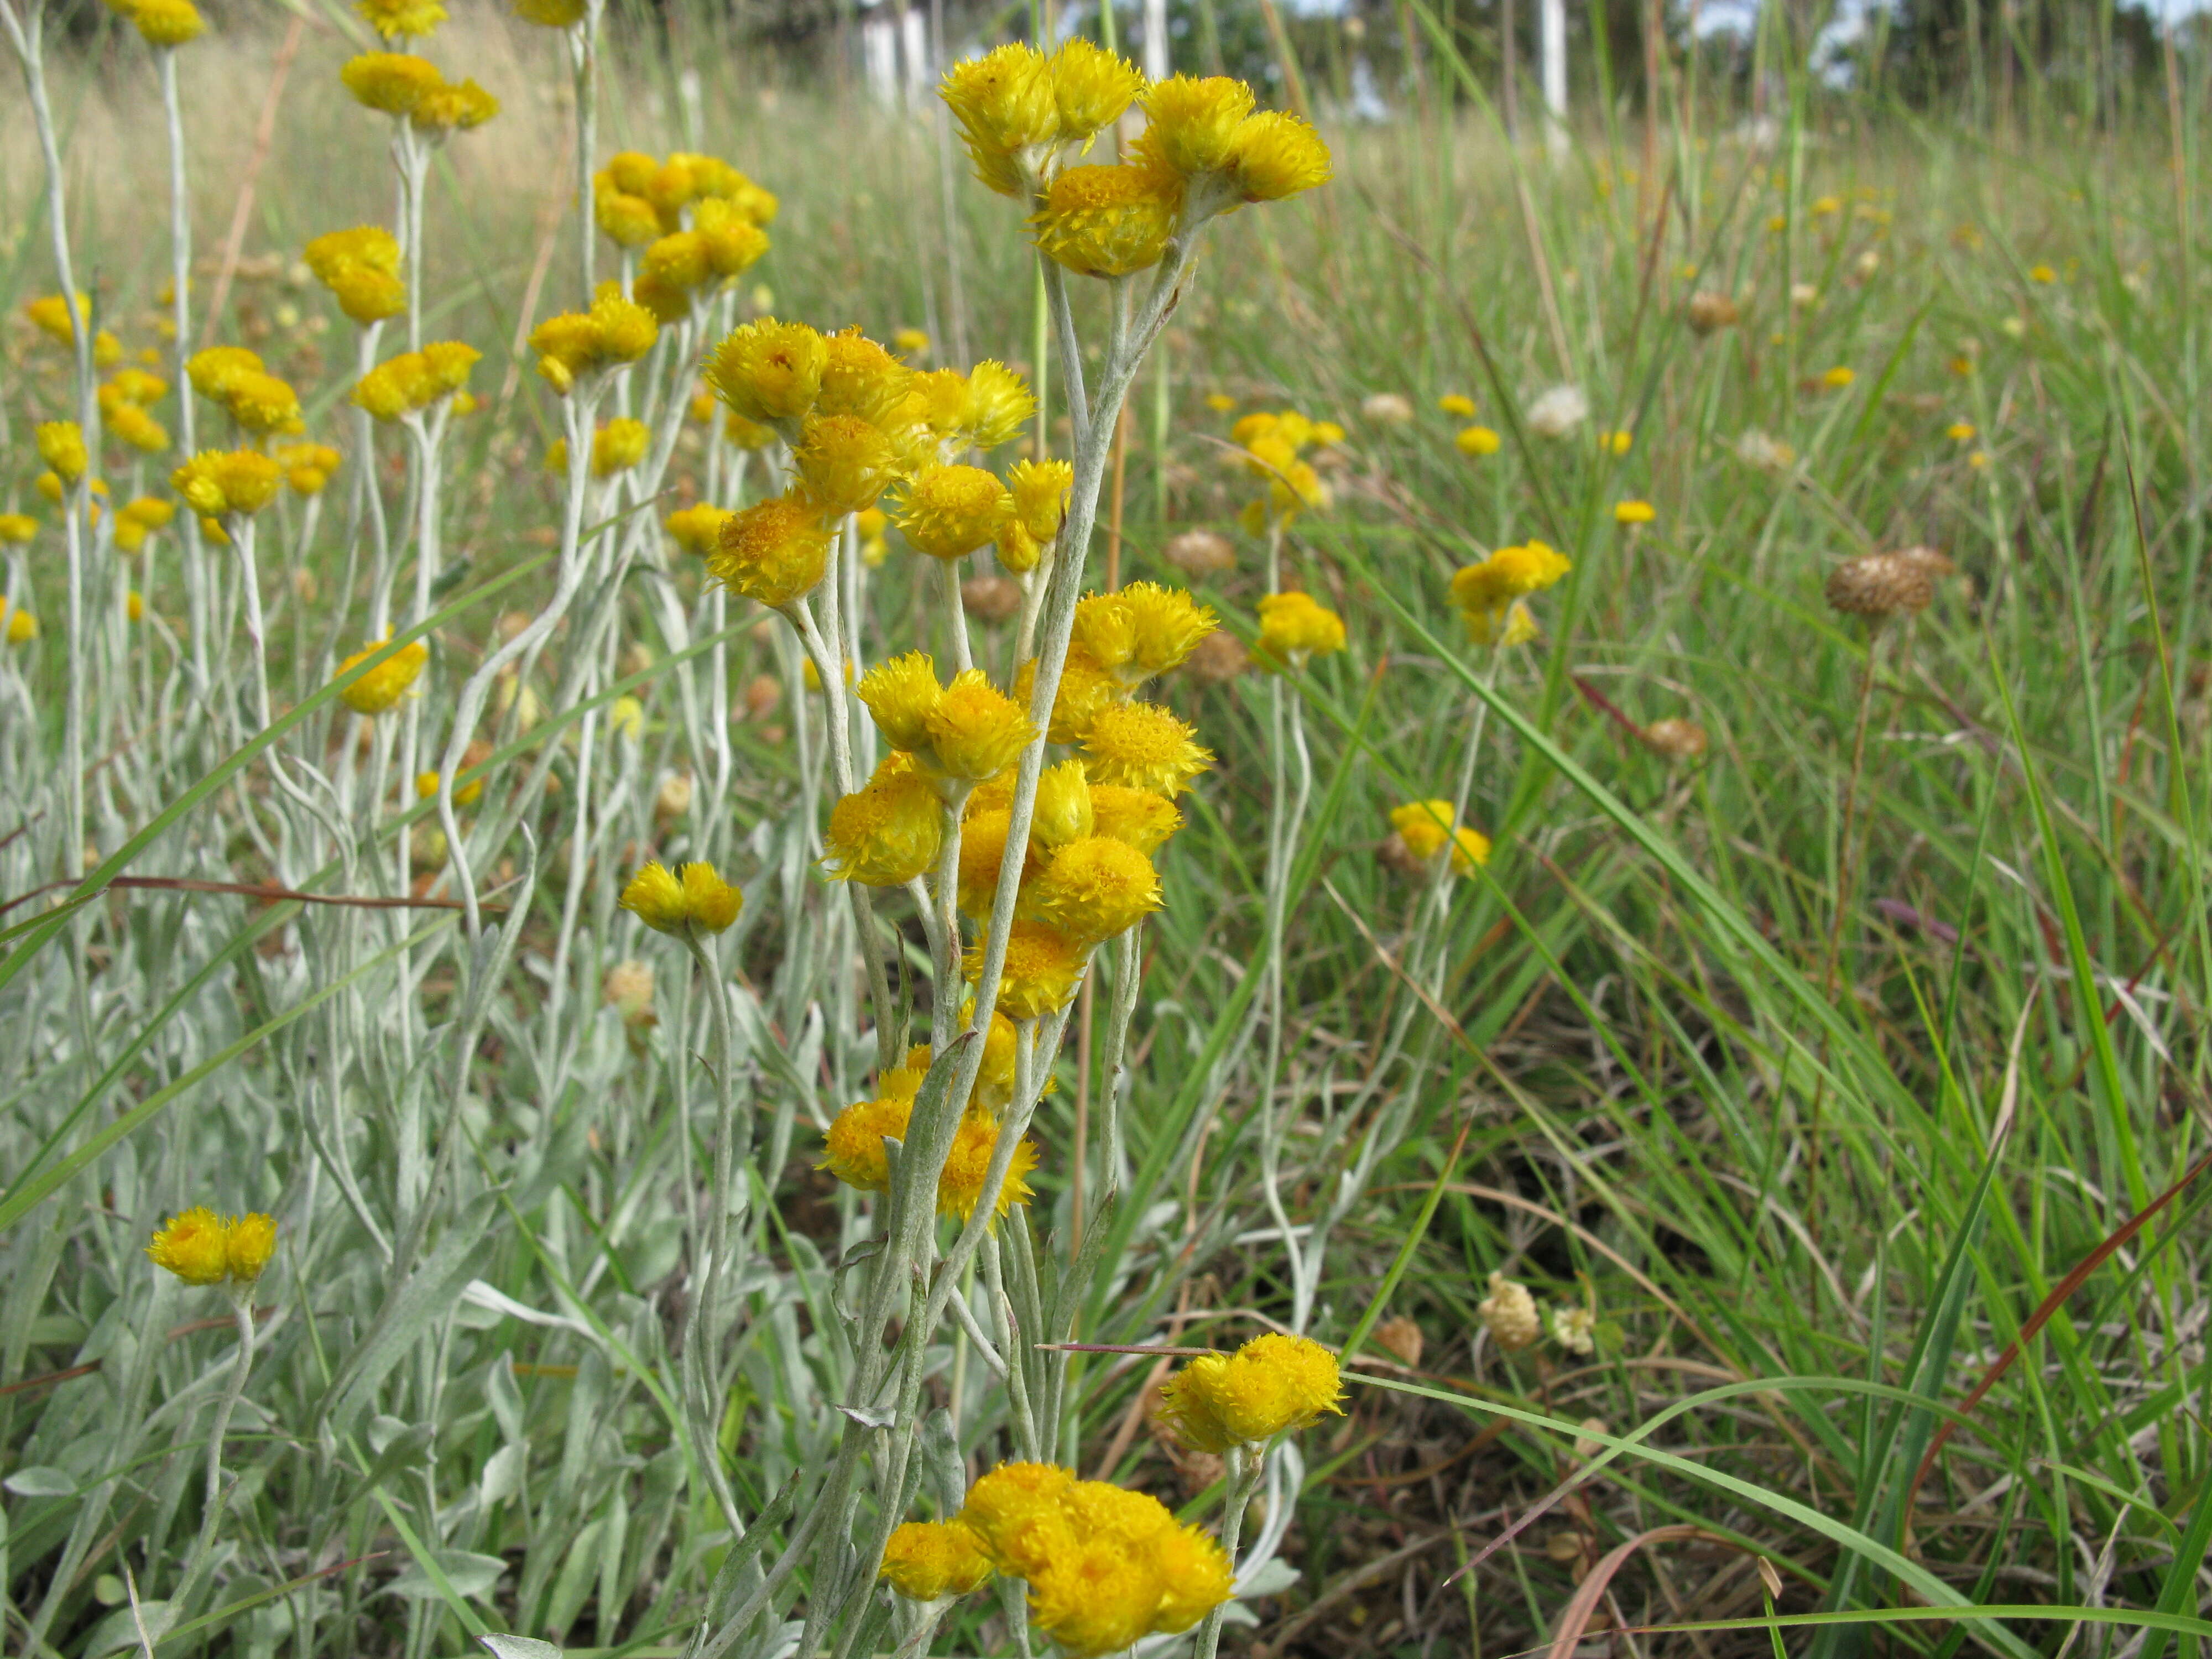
168 1293 259 1623
680 926 750 1537
1192 1444 1262 1659
571 1 603 305
159 44 212 703
1095 923 1143 1199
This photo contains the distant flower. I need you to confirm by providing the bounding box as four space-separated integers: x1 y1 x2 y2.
1525 384 1587 437
1436 393 1477 418
1819 365 1855 390
1614 499 1655 525
1945 421 1976 442
2028 263 2057 284
1454 424 1500 457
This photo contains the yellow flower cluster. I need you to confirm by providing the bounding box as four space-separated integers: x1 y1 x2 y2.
99 368 170 455
340 53 498 134
1230 408 1338 531
186 346 304 437
171 450 280 521
820 1031 1040 1222
275 441 342 495
113 497 176 555
548 418 651 479
1448 540 1570 645
352 341 479 422
333 637 429 714
1157 1332 1345 1452
594 149 778 251
664 502 732 557
105 0 206 46
941 48 1329 283
618 860 743 936
1389 799 1490 875
304 226 406 325
858 653 1038 785
880 1519 994 1601
954 1463 1233 1655
1255 589 1347 668
2 600 40 642
23 293 123 366
35 421 89 486
147 1207 277 1287
355 0 447 42
0 514 39 545
529 283 660 394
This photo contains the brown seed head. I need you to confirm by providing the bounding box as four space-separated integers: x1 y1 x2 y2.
1641 717 1708 761
1183 630 1249 686
1687 290 1741 336
1824 551 1936 619
743 673 782 721
1164 527 1235 577
961 575 1023 623
1373 1314 1425 1368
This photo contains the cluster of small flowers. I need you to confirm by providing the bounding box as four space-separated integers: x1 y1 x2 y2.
24 291 124 370
1156 1331 1345 1452
880 1462 1233 1655
819 1013 1038 1223
1386 799 1490 877
1448 539 1572 646
304 226 406 325
1229 409 1339 533
940 45 1329 278
146 1207 279 1288
593 150 778 321
341 51 499 135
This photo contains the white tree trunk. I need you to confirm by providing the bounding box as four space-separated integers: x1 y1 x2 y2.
1540 0 1568 158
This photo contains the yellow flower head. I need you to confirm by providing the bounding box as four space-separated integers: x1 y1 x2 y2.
1140 74 1255 175
1159 1332 1344 1450
817 327 917 425
693 197 770 277
1032 163 1183 279
1029 1537 1167 1658
706 316 828 427
1150 1525 1236 1633
1614 498 1656 525
171 450 281 519
937 1112 1039 1222
277 442 342 495
530 287 658 393
893 326 931 358
825 753 945 886
106 404 170 455
0 514 36 545
1008 457 1073 541
1050 37 1144 139
341 51 442 115
1947 421 1976 442
4 603 41 643
1031 758 1095 849
410 76 499 134
226 1212 278 1282
959 1462 1078 1578
1437 393 1477 418
513 0 585 24
618 860 739 936
127 589 145 622
1454 423 1501 457
941 44 1060 195
969 920 1083 1020
104 367 169 406
354 0 447 40
1089 784 1182 854
960 360 1037 451
353 343 479 421
880 1520 994 1601
147 1207 234 1285
956 807 1032 920
592 417 651 477
665 503 732 557
418 768 485 807
25 293 92 345
1031 835 1162 943
1081 701 1213 795
899 463 1010 560
132 0 205 45
335 636 429 714
707 494 833 609
1071 582 1217 686
857 649 942 752
1018 645 1125 745
683 862 743 931
594 180 663 249
792 413 902 516
186 345 263 401
221 369 305 436
1223 110 1332 201
1450 541 1571 620
35 422 88 485
924 670 1037 781
1256 589 1346 664
820 1091 914 1193
1819 364 1856 390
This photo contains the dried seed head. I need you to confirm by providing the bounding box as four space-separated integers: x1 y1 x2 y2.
961 575 1023 623
1373 1314 1424 1368
1361 391 1415 425
743 673 782 721
1641 717 1708 761
655 771 694 822
1164 528 1236 577
1895 544 1957 578
1686 290 1741 335
1375 830 1425 877
1824 551 1937 618
1182 630 1249 686
1478 1272 1543 1352
603 958 655 1026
